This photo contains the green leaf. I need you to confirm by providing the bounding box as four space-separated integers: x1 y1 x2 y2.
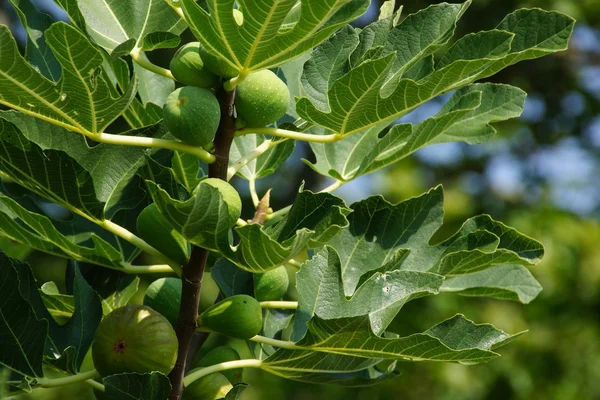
229 135 295 180
40 282 75 325
100 276 140 315
0 195 124 269
171 152 202 193
441 264 543 303
72 0 186 53
103 372 171 400
45 265 103 373
180 0 370 72
0 253 47 378
296 7 574 137
294 246 444 337
264 314 521 379
8 0 62 81
150 185 350 272
132 57 175 107
211 258 253 297
256 309 295 360
0 23 136 135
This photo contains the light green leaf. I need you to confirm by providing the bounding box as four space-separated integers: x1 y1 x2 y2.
264 314 521 378
441 264 543 303
133 57 175 107
171 152 202 193
0 22 136 135
296 7 574 137
73 0 186 53
40 282 75 325
180 0 370 72
229 135 295 180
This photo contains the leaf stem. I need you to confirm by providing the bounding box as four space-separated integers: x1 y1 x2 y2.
227 139 288 180
130 48 175 80
236 127 341 143
249 335 301 350
120 263 175 274
260 301 298 309
99 220 183 276
84 378 105 392
249 178 260 207
37 369 98 388
182 359 263 387
223 70 248 91
89 133 216 164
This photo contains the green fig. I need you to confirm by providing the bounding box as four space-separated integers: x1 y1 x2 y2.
183 372 232 400
253 266 289 301
198 178 242 227
199 295 262 339
170 42 218 88
163 86 220 146
235 70 289 127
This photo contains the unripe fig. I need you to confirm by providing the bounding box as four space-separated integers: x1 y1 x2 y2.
198 178 242 227
137 204 188 266
92 305 178 377
253 265 289 301
199 295 262 339
198 45 239 79
163 86 220 146
170 42 218 88
183 372 232 400
144 276 219 326
192 346 242 383
235 70 289 128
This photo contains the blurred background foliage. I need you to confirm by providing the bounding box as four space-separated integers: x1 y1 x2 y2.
1 0 599 399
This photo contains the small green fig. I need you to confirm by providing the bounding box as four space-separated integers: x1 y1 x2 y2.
136 204 188 266
199 295 262 339
170 42 218 88
92 305 178 377
183 372 232 400
198 45 239 79
192 346 242 383
235 70 289 127
253 265 289 301
163 86 220 146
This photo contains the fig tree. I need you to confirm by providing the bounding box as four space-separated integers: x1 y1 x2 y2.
198 178 242 227
136 204 188 266
183 372 232 400
199 295 262 339
192 346 242 383
253 265 289 301
92 305 178 377
163 86 220 146
235 70 289 128
170 42 218 88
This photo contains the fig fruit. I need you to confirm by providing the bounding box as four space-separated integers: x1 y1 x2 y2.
92 305 178 377
192 346 242 383
198 45 239 79
199 295 262 339
144 276 219 326
170 42 218 88
163 86 220 146
137 204 188 266
235 70 289 127
183 372 232 400
198 178 242 227
253 266 289 301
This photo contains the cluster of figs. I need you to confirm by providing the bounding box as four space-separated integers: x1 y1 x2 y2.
163 36 290 147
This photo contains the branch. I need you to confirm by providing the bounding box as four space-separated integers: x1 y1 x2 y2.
169 86 238 400
236 127 341 143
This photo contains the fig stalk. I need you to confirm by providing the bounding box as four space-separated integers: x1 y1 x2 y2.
168 86 238 400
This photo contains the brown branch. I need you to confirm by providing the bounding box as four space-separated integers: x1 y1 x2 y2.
168 86 237 400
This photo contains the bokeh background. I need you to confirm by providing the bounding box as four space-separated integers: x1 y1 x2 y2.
1 0 599 399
